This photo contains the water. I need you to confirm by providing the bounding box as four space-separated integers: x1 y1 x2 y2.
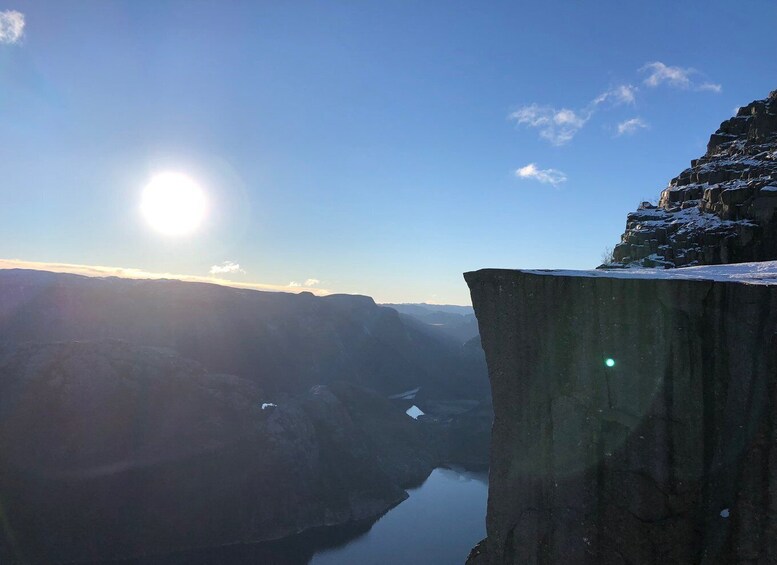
104 467 488 565
311 467 488 565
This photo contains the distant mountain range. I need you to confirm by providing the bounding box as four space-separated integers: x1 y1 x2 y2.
0 269 488 401
381 302 480 346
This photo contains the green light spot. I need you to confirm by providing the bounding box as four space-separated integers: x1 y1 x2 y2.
605 358 615 368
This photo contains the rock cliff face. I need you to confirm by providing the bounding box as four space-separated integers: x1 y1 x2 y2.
0 340 434 564
610 90 777 268
466 266 777 564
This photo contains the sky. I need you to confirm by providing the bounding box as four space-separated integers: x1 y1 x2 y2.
1 1 775 304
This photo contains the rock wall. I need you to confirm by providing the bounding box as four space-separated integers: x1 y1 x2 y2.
610 90 777 268
465 268 777 564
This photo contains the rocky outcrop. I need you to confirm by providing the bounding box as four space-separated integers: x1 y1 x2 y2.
609 90 777 268
466 266 777 564
0 340 434 564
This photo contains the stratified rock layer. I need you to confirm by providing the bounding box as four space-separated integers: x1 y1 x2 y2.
611 90 777 268
465 268 777 564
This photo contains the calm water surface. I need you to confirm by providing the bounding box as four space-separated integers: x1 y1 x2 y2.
311 467 488 565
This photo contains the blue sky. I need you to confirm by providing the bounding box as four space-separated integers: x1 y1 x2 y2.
1 1 775 304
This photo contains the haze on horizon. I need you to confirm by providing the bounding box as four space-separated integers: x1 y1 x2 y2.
1 1 775 304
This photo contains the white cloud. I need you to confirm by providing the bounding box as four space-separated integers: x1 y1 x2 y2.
699 82 722 93
515 163 567 186
0 10 24 44
641 62 692 88
593 84 637 106
304 278 320 287
209 261 245 275
640 62 721 93
509 104 589 145
616 117 648 136
289 281 301 287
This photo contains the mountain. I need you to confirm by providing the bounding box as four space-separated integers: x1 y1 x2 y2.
607 89 777 268
0 340 435 564
382 303 480 345
0 269 489 401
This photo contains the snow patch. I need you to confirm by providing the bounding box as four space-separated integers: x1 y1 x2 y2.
522 260 777 286
406 405 425 419
261 403 277 410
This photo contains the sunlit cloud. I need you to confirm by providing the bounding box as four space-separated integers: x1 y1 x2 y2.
515 163 567 186
209 261 245 275
289 278 321 288
640 61 721 93
0 259 331 296
616 117 648 136
0 10 24 44
509 104 589 145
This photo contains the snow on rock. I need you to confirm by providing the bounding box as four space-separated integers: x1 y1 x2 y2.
405 405 425 419
606 89 777 269
261 403 277 410
523 260 777 285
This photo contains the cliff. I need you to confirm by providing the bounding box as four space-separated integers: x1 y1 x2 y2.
609 90 777 268
466 264 777 564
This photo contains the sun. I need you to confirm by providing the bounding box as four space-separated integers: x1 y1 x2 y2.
140 172 207 236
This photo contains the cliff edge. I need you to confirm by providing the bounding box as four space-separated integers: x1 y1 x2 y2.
466 264 777 563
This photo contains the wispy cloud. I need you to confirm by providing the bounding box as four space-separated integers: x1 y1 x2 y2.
616 117 648 136
0 10 24 44
698 82 722 93
593 84 637 106
515 163 567 186
209 261 245 276
511 84 636 145
640 61 721 93
304 278 320 287
0 258 331 296
509 105 589 145
641 62 692 88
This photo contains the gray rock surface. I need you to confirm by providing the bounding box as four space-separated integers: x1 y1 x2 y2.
465 268 777 564
609 90 777 268
0 340 433 564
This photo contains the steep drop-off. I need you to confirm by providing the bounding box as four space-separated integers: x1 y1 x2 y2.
466 266 777 564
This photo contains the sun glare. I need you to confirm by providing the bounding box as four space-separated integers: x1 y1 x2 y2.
141 172 207 236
